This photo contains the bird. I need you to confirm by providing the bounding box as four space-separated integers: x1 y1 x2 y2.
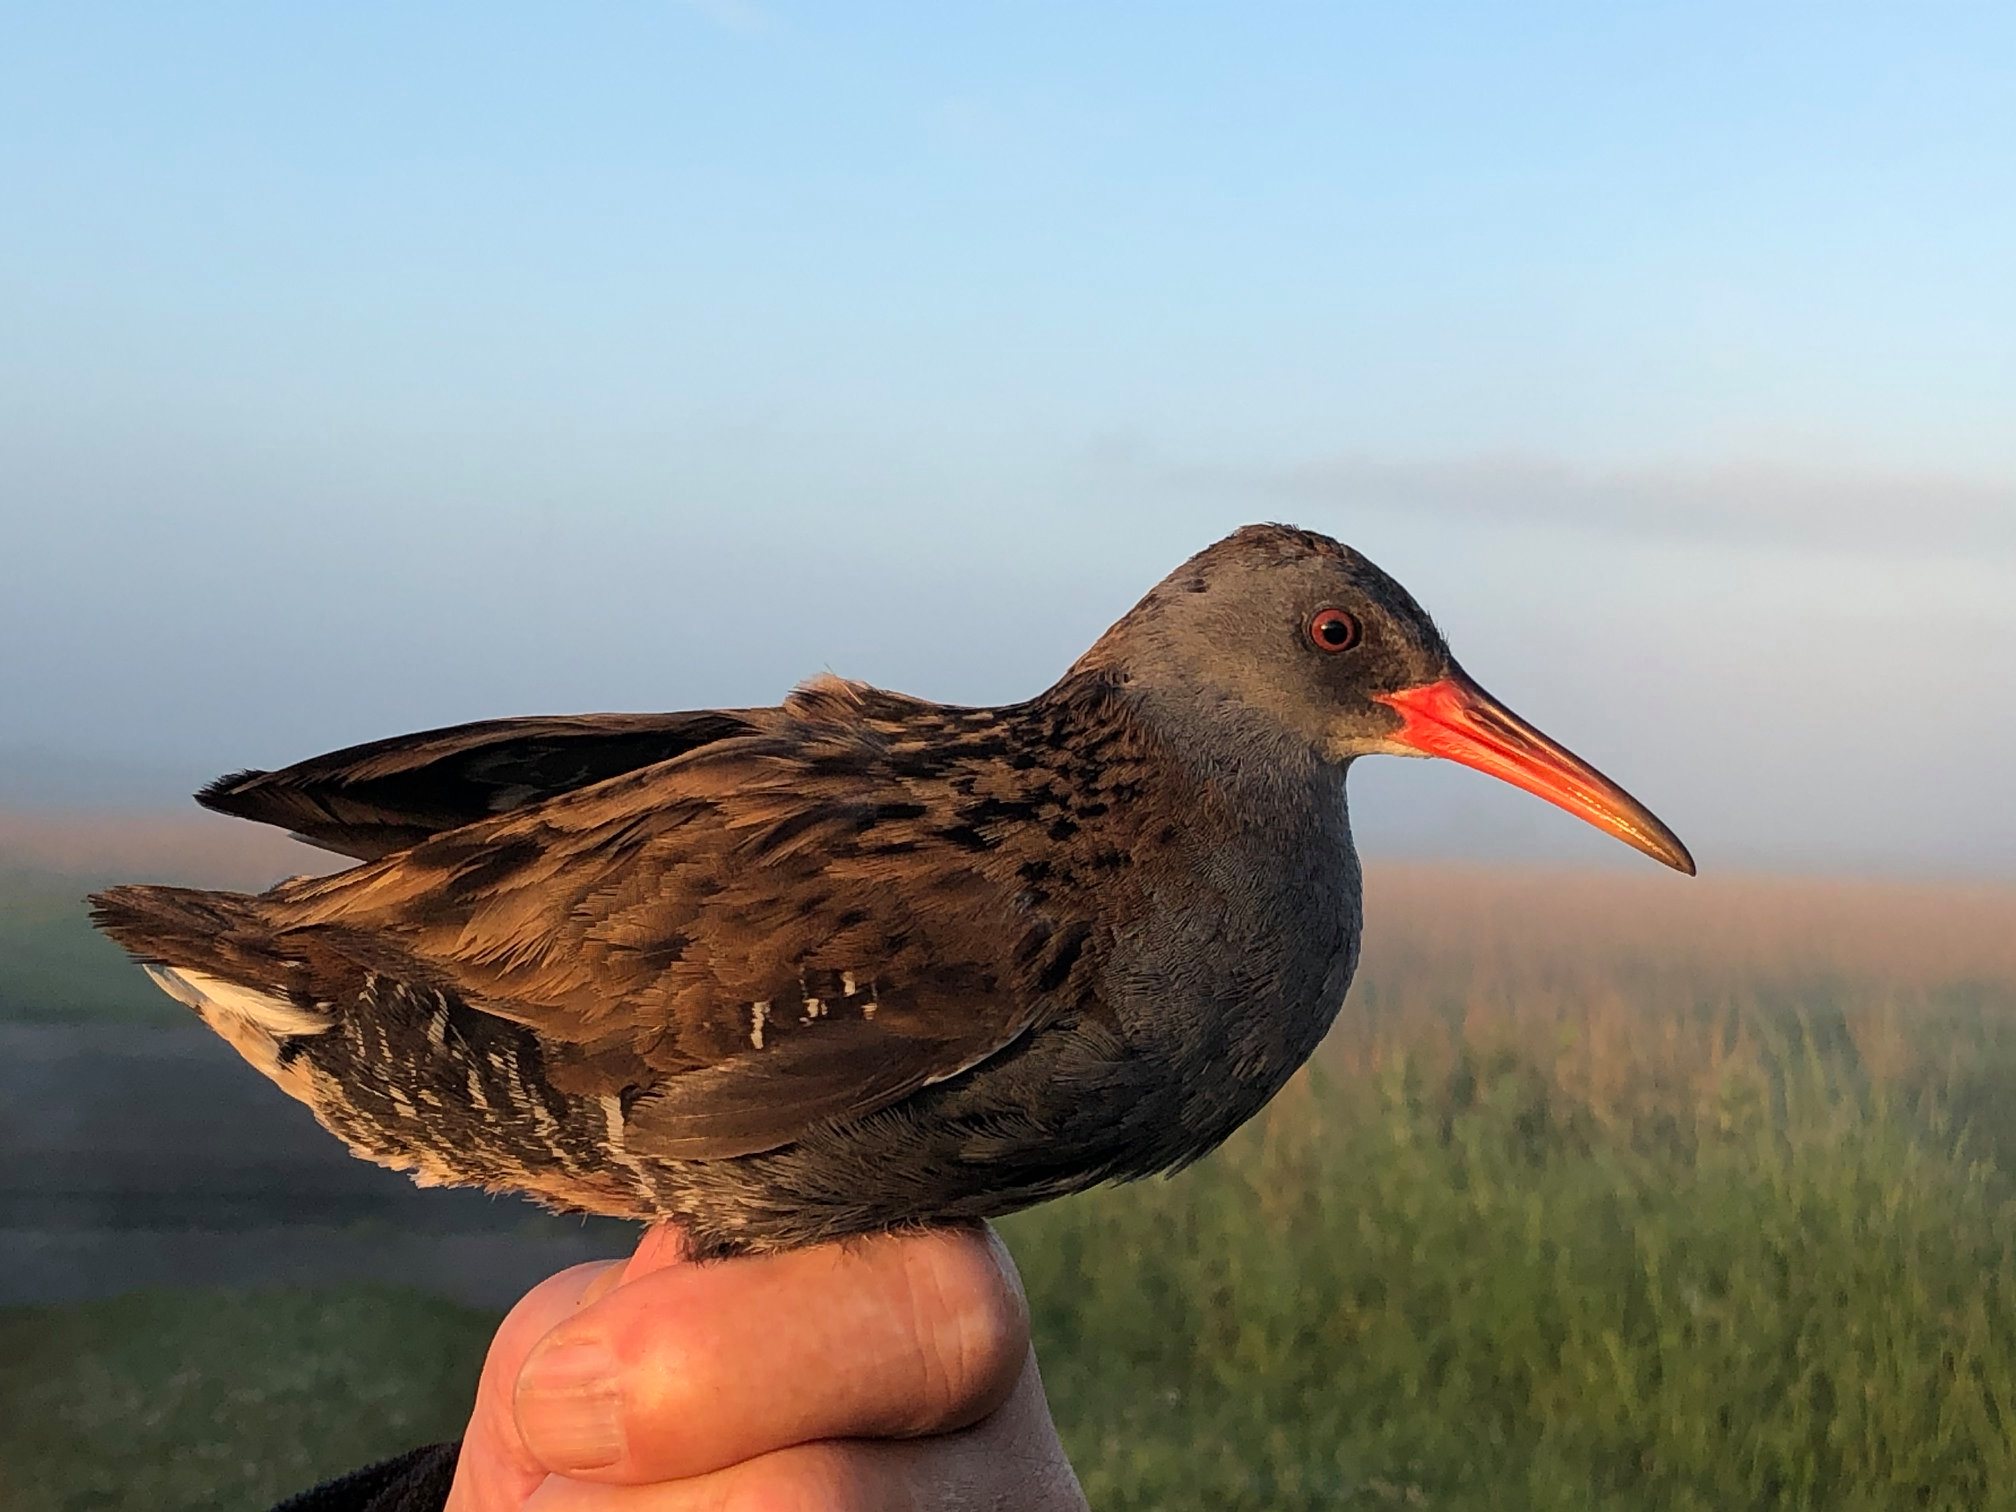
91 523 1693 1258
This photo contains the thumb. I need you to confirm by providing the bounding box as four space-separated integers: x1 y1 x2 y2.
445 1259 619 1511
447 1226 688 1509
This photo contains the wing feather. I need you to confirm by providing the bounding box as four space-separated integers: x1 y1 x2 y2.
248 690 1076 1156
197 709 762 860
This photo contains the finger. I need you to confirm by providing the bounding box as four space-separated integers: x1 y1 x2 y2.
449 1224 688 1511
574 1223 688 1312
512 1224 1029 1485
523 1442 884 1512
521 1346 1087 1512
621 1223 690 1281
445 1260 620 1512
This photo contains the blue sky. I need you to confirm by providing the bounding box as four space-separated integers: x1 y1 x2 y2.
4 4 2012 876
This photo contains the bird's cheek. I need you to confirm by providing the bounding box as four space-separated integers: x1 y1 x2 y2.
1321 707 1419 762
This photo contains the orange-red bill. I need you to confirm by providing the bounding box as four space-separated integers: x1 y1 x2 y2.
1375 676 1696 875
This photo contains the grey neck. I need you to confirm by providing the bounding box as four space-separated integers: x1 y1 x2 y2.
1117 676 1345 825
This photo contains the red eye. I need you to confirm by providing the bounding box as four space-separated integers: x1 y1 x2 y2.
1308 608 1361 652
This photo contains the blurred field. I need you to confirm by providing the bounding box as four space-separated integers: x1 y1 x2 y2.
1012 866 2016 1511
6 856 2016 1509
0 1288 494 1512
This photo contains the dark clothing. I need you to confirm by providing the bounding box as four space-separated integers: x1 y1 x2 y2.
271 1443 459 1512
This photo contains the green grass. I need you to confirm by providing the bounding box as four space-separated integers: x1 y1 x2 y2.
1008 1053 2016 1511
9 865 2016 1508
0 1288 495 1512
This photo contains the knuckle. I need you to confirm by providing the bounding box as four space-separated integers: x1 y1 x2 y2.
891 1231 1028 1433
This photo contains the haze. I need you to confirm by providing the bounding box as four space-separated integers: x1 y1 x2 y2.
3 5 2012 879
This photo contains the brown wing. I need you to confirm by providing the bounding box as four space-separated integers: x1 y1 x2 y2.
256 693 1079 1158
197 709 762 861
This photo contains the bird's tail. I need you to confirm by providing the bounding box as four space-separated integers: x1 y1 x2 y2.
92 882 272 971
89 884 332 1086
89 883 655 1219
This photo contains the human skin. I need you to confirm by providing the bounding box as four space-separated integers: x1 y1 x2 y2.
445 1223 1089 1511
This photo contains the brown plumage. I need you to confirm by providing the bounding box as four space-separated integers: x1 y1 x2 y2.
195 708 762 861
93 524 1692 1255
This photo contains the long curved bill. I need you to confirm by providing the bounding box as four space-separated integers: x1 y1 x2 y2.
1375 675 1696 875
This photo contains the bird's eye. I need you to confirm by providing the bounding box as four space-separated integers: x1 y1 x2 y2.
1308 608 1361 652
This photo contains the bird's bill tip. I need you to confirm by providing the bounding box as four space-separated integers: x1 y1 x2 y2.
1374 675 1696 875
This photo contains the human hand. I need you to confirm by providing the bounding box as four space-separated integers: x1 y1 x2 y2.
445 1223 1088 1510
